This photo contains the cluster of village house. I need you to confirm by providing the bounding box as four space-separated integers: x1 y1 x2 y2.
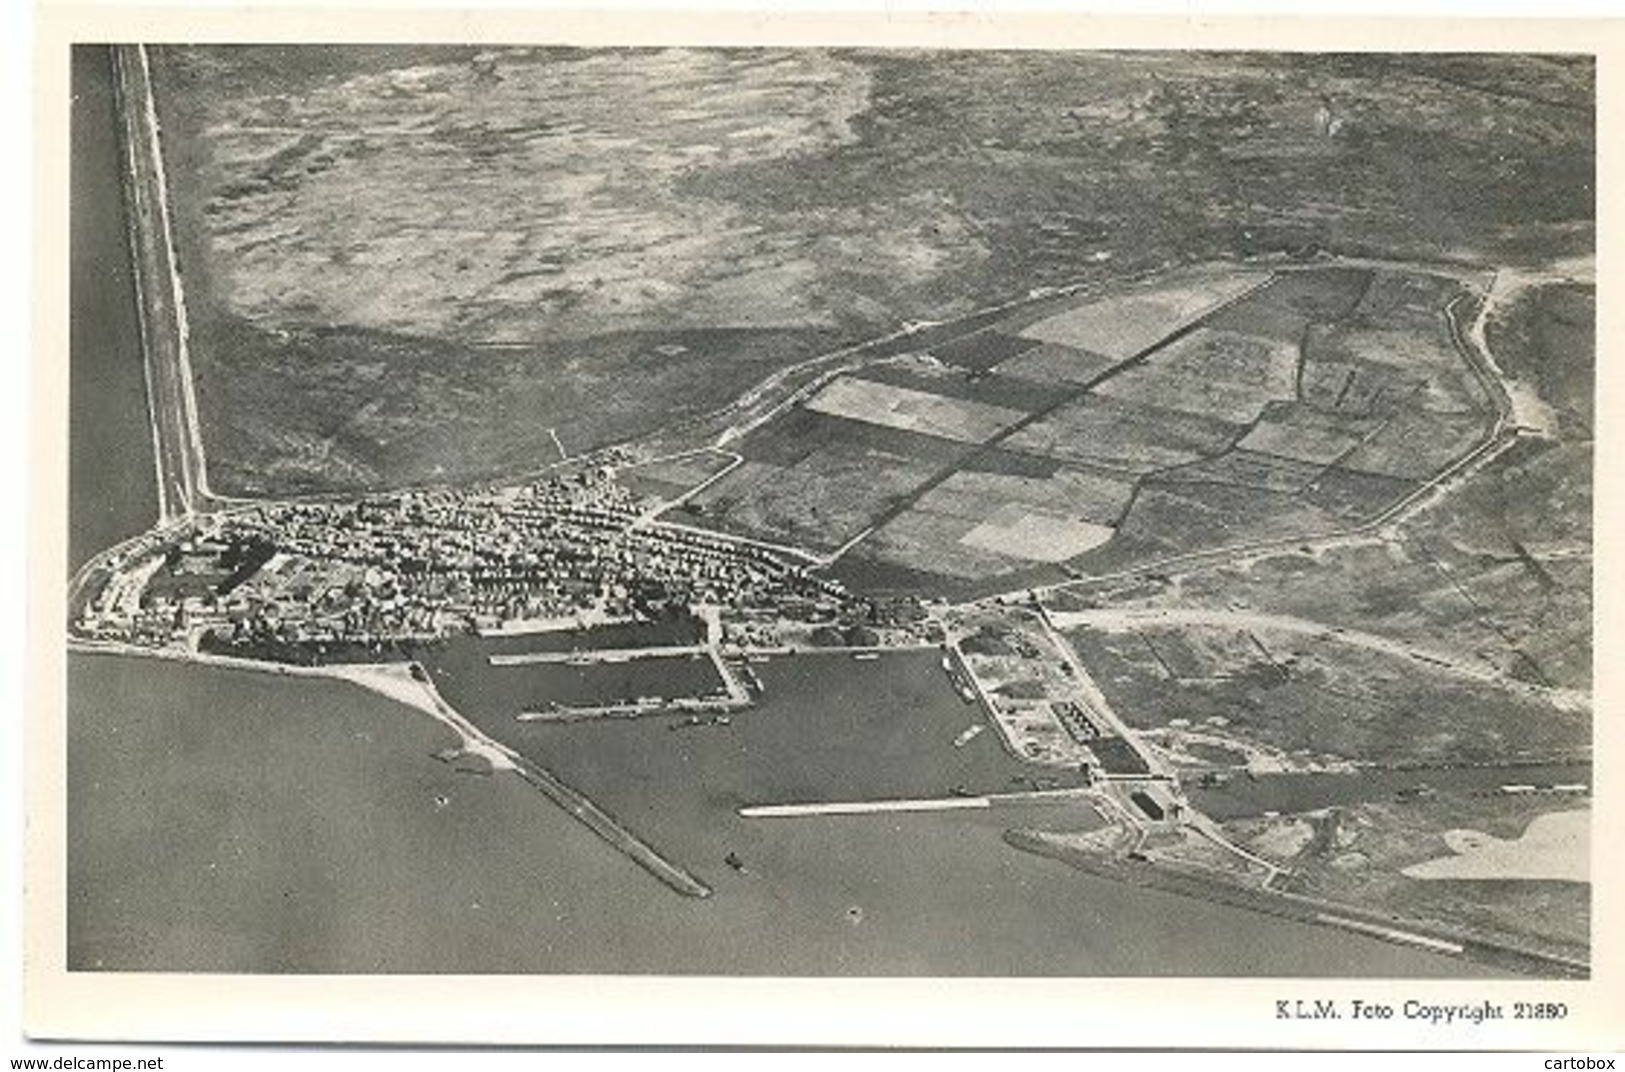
75 468 937 658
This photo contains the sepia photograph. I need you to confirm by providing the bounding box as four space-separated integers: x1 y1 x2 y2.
24 2 1622 1050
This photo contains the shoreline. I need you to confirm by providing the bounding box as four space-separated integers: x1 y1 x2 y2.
68 640 715 900
1002 828 1588 980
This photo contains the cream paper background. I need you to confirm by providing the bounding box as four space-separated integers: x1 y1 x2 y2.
24 2 1625 1048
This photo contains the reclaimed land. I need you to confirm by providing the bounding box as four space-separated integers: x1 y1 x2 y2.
1064 624 1588 769
148 46 1592 497
682 259 1500 600
1045 282 1594 695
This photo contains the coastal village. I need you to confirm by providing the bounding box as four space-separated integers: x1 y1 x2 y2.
69 453 1178 795
71 446 1204 866
70 464 937 660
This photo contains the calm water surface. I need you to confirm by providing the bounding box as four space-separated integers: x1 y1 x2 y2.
421 634 727 712
70 46 159 571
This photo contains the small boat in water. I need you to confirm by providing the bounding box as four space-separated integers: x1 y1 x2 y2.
671 712 732 730
853 651 880 662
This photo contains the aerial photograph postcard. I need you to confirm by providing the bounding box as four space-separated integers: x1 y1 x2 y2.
51 14 1602 1014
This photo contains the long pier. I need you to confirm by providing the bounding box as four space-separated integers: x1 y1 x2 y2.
506 751 712 899
492 612 753 719
397 666 713 897
1314 913 1465 956
335 661 715 899
489 645 704 666
742 796 993 818
1004 828 1589 979
67 645 715 899
740 787 1092 818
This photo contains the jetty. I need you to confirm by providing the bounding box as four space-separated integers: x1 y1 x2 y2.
739 787 1092 819
493 607 752 720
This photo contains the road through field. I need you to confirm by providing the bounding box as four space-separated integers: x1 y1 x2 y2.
1015 287 1523 606
821 272 1283 565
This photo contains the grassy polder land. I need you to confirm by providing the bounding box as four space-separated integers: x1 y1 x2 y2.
1025 283 1594 964
1047 281 1594 694
1063 622 1589 772
147 46 1591 498
693 262 1498 593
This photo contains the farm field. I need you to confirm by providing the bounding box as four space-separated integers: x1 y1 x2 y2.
690 447 944 554
1012 267 1269 359
618 449 738 506
1205 266 1373 339
854 356 1074 411
1047 279 1594 693
803 374 1026 444
1235 407 1369 465
1005 393 1245 475
1090 327 1299 424
993 341 1121 386
673 261 1497 593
